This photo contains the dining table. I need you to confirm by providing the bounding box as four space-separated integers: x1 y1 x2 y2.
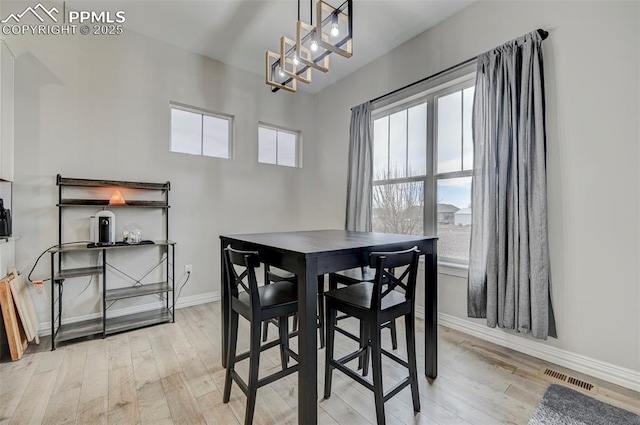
219 229 438 425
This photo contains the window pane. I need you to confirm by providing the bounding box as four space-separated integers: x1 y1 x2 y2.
437 176 472 261
372 182 423 235
462 86 475 170
171 109 202 155
203 115 230 158
277 131 297 167
258 127 277 164
389 110 407 178
407 103 427 177
373 117 389 180
437 91 462 173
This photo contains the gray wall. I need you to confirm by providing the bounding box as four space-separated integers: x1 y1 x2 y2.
313 1 640 372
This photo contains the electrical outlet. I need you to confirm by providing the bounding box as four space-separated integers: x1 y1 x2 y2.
185 264 193 274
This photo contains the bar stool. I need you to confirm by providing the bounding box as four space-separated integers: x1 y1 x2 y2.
324 247 421 425
328 266 399 370
222 246 299 425
261 265 326 348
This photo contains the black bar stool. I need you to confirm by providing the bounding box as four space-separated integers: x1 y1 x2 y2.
328 266 398 370
222 246 299 425
261 265 326 348
324 247 421 425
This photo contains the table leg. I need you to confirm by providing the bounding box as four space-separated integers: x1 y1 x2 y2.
221 239 229 368
297 257 318 425
425 248 438 379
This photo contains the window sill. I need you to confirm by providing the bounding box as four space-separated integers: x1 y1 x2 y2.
418 257 469 278
438 261 468 278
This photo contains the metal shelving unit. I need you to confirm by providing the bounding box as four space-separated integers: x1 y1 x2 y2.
49 175 175 350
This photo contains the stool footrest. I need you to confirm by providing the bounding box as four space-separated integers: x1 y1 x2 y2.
235 338 281 362
336 347 367 366
334 326 361 343
258 364 298 388
330 359 374 391
383 377 411 402
381 348 408 368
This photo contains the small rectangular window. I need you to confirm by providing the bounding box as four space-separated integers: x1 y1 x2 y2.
258 123 301 167
170 104 232 159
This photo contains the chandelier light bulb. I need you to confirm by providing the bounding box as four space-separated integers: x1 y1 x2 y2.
310 39 318 52
331 23 340 37
293 54 299 65
278 67 285 77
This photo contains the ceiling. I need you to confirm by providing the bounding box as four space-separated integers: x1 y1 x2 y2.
99 1 474 93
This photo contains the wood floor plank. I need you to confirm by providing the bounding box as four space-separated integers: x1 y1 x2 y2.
136 379 173 425
161 373 207 425
53 343 88 393
33 347 65 374
76 396 108 425
107 334 132 372
128 333 174 425
148 327 182 379
179 318 224 379
8 369 58 425
165 324 216 398
41 386 81 425
129 331 160 390
0 360 37 422
317 393 372 425
77 340 109 424
108 366 140 425
197 389 241 425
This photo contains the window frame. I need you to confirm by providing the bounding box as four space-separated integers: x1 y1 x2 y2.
371 73 476 265
169 102 234 159
258 122 302 168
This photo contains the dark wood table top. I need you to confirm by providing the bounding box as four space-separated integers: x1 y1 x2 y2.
220 229 437 257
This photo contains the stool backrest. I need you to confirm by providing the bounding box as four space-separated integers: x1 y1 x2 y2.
368 247 420 311
224 245 261 308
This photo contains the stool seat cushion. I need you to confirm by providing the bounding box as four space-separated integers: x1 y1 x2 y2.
237 281 298 310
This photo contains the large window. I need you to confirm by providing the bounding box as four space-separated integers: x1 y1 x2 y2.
258 123 301 168
372 77 475 264
170 104 233 159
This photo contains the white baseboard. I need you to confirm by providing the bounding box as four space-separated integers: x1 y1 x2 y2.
433 311 640 393
39 291 220 335
175 291 220 308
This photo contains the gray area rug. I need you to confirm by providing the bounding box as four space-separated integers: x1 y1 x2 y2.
529 384 640 425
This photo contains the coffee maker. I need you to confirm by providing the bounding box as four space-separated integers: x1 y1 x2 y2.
0 198 11 237
91 210 115 245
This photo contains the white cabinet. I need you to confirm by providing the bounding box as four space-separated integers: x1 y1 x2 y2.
0 41 14 182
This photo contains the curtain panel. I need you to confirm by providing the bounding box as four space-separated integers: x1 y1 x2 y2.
468 31 557 339
345 102 373 232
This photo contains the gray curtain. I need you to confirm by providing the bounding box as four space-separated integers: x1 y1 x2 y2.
468 31 557 339
345 102 373 232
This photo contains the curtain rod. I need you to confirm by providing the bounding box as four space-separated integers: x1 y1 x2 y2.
356 28 549 108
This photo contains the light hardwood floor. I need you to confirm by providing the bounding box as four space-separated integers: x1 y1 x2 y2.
1 302 638 425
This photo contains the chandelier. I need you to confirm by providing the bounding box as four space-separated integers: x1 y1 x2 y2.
265 0 353 93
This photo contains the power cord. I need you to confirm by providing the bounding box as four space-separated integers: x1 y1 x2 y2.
175 270 191 301
27 241 91 283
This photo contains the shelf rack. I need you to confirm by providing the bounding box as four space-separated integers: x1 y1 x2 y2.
49 175 175 349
